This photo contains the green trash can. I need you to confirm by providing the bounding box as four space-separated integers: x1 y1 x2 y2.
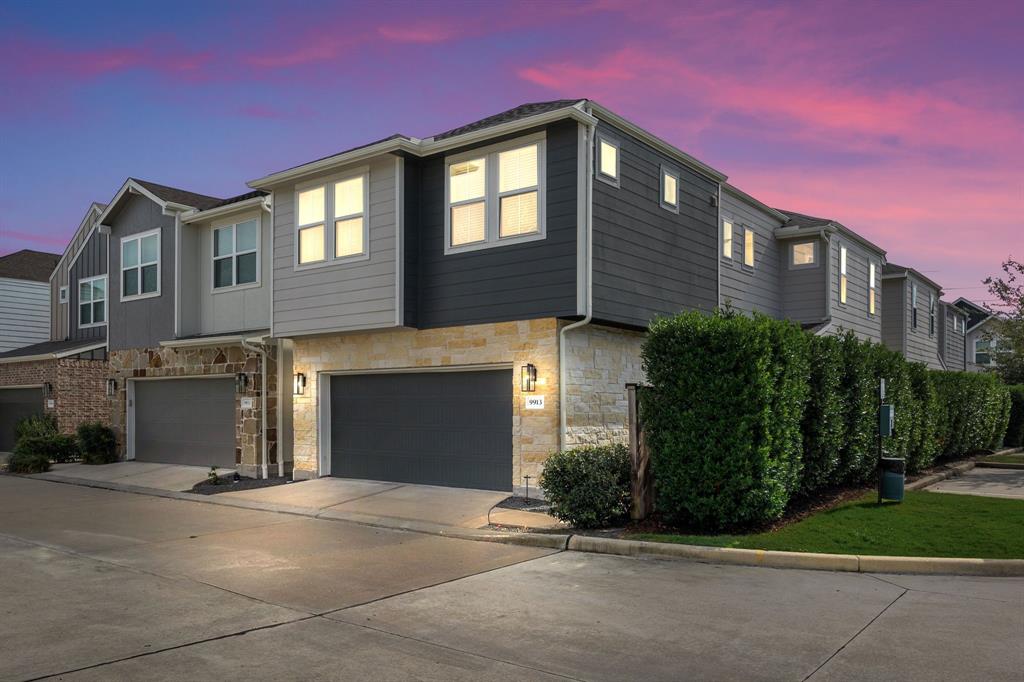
880 457 906 501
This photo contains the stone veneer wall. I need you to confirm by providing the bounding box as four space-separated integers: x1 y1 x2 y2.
108 343 278 476
291 318 560 487
563 324 646 448
0 358 107 435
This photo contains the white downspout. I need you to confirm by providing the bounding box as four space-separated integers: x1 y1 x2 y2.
559 116 595 452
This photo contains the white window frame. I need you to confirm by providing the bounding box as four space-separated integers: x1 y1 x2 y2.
444 132 547 255
293 167 370 271
911 282 919 329
595 135 620 187
928 293 936 336
119 228 162 302
790 241 818 269
868 261 877 316
212 214 261 293
839 245 848 304
722 219 733 260
974 337 994 365
78 274 107 329
59 286 68 303
660 166 679 213
743 226 755 268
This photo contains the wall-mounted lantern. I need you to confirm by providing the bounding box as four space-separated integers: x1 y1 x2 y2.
42 382 53 397
235 372 249 394
293 372 307 396
106 378 117 397
521 363 537 392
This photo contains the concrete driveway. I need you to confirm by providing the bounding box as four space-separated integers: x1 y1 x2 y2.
1 475 1021 681
928 467 1024 499
45 461 218 492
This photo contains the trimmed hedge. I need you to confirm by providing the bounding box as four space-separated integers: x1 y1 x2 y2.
77 422 118 465
9 433 79 471
1006 386 1024 448
641 311 808 530
640 311 1014 531
539 444 630 528
15 413 58 441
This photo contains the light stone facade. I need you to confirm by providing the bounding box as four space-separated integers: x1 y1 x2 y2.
108 343 278 476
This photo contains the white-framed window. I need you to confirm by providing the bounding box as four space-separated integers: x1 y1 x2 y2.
868 262 877 316
929 293 936 336
295 170 369 267
661 167 679 212
839 246 848 304
975 338 994 365
596 137 619 186
213 218 260 290
78 275 106 328
445 133 546 254
791 241 817 267
120 229 160 301
722 220 733 259
59 286 68 303
911 283 919 329
743 227 755 268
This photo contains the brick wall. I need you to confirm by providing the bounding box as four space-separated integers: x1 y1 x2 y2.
0 357 107 433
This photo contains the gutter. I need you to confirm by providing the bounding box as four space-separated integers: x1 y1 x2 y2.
180 196 269 224
158 333 266 348
559 110 596 452
0 341 108 365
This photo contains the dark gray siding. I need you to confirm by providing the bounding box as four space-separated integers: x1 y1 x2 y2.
408 120 578 329
829 238 883 342
719 191 783 317
402 157 420 327
779 237 828 324
108 194 177 351
591 121 719 328
67 228 108 343
904 274 942 368
940 303 967 371
881 278 905 353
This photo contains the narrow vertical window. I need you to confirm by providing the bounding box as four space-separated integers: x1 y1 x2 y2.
911 283 919 329
722 220 733 259
660 168 678 211
334 176 365 258
839 246 848 304
868 262 877 315
297 186 326 264
498 143 540 238
743 228 755 267
449 158 486 246
597 138 618 184
929 294 936 336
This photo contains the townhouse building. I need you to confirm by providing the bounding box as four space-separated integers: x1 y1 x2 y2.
938 301 969 371
881 264 944 369
0 249 59 352
954 297 1003 373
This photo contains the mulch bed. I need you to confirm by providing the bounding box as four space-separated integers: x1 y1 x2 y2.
495 495 551 513
188 475 294 496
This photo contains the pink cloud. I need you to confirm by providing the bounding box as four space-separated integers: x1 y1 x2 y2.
2 38 212 81
0 229 70 251
378 22 458 44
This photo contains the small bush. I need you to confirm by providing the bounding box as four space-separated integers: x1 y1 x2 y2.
77 422 118 465
1005 386 1024 448
539 444 630 528
799 335 845 494
7 445 51 473
12 433 80 466
15 413 57 441
906 363 940 472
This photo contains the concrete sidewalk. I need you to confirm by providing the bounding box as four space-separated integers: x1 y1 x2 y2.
46 461 218 492
927 467 1024 500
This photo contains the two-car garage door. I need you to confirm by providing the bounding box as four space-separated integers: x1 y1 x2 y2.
329 370 512 491
132 378 236 468
0 387 42 453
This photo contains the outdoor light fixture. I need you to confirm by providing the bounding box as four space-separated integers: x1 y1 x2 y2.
106 378 117 397
293 372 306 396
42 382 53 397
235 372 249 394
521 363 537 392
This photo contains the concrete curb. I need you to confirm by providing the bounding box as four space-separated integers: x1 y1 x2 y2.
906 461 975 491
975 461 1024 470
23 472 1024 576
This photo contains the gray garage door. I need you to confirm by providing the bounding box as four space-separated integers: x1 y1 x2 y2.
330 370 512 491
0 387 42 452
133 378 236 468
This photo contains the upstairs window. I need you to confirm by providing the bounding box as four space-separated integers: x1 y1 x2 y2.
929 293 936 336
661 167 679 212
597 137 619 185
869 262 877 315
296 172 368 266
791 241 817 267
839 246 848 304
121 230 160 300
445 135 545 253
911 283 919 329
743 227 755 268
78 275 106 327
213 218 259 289
975 338 993 365
722 220 733 259
59 286 68 303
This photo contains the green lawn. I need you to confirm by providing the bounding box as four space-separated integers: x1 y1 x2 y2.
985 452 1024 465
631 491 1024 559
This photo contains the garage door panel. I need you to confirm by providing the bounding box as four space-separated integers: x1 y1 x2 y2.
0 388 43 453
134 379 235 468
330 370 512 491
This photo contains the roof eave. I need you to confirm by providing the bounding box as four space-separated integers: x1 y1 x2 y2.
181 196 269 224
722 183 788 221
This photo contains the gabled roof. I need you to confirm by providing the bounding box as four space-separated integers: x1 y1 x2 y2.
180 190 270 225
776 209 833 229
132 179 222 211
882 263 943 293
953 297 992 331
0 338 105 363
49 202 106 283
0 249 60 282
773 209 886 257
430 99 584 141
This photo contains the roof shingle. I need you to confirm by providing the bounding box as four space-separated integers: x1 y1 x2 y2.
133 179 223 211
0 249 60 282
431 99 584 141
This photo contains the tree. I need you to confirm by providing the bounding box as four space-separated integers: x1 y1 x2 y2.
983 258 1024 384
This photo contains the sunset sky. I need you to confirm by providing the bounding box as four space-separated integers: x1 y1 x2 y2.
0 0 1019 303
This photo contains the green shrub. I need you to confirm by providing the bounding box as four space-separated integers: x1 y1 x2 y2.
13 433 80 465
641 311 808 531
872 345 914 462
7 443 51 473
930 372 1010 457
799 334 845 495
1005 386 1024 448
989 384 1012 451
906 363 940 472
77 422 118 465
836 333 878 484
15 413 57 441
539 444 630 528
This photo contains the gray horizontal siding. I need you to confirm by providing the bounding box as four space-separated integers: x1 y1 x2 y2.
197 210 272 335
719 191 783 317
592 120 719 328
940 304 967 371
780 237 827 324
272 156 398 336
904 274 942 368
830 238 882 342
67 228 108 344
0 278 50 352
881 278 905 353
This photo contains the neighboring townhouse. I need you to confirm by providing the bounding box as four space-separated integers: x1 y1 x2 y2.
100 179 283 478
246 99 727 491
720 190 887 342
938 300 969 371
954 297 1003 372
0 249 59 352
0 208 109 452
881 263 944 369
